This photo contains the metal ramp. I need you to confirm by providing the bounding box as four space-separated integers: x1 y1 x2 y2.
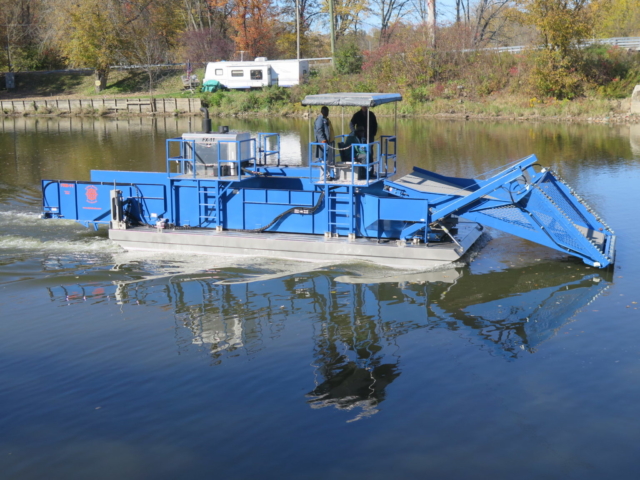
386 155 616 268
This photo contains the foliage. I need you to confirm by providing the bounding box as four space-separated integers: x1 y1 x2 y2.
2 0 638 112
334 40 363 74
512 0 596 57
528 49 584 99
511 0 599 99
582 46 640 98
369 0 411 45
179 28 235 63
321 0 368 41
594 0 640 38
54 0 127 89
225 0 280 59
11 45 65 72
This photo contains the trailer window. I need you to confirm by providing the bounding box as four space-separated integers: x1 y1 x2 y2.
250 70 263 80
215 69 223 75
231 70 244 77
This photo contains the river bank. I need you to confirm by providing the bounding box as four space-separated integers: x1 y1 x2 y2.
1 93 639 125
2 67 640 124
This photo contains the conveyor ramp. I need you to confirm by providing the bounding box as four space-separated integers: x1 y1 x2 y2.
387 155 615 268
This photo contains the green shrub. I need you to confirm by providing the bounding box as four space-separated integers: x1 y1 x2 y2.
335 41 364 75
529 50 585 100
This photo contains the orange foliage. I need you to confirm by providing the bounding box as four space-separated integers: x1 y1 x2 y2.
211 0 279 59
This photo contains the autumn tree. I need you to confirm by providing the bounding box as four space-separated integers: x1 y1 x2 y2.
124 0 181 91
227 0 280 59
513 0 599 98
514 0 597 57
52 0 128 91
322 0 367 41
594 0 640 38
51 0 181 92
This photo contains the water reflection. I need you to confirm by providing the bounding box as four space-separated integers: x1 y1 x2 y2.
631 124 640 158
46 262 610 420
2 117 638 191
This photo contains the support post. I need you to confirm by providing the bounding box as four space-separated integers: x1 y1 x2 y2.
329 0 335 61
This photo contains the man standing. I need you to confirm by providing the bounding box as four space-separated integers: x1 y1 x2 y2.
349 106 377 144
314 106 335 164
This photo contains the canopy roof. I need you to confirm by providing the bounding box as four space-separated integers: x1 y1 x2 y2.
301 93 402 107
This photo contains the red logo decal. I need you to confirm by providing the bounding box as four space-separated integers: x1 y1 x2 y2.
85 185 99 204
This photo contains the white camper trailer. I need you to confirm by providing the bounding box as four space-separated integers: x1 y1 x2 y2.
203 58 310 89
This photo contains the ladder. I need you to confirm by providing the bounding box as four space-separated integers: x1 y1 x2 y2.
326 186 355 236
197 180 222 228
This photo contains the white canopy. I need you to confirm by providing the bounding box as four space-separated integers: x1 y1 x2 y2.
301 93 402 107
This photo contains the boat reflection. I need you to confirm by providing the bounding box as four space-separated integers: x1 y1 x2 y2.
48 261 610 420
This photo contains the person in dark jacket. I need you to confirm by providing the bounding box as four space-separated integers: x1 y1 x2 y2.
349 106 377 143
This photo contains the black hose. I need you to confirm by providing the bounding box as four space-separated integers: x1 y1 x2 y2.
248 190 326 233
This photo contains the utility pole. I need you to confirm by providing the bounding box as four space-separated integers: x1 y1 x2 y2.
427 0 436 48
329 0 335 61
296 0 300 60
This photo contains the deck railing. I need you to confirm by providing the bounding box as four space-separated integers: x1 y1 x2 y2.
166 137 257 180
309 136 397 185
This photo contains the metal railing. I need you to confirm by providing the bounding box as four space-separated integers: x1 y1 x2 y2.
309 141 383 185
257 133 280 166
471 36 640 54
166 137 257 180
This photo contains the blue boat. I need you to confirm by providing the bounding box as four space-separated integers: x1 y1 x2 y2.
40 93 616 269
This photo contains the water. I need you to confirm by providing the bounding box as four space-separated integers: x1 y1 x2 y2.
1 116 639 479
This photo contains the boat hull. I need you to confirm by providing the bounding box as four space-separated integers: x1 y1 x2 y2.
109 222 484 269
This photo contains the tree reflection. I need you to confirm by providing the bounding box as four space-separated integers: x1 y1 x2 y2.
47 261 611 420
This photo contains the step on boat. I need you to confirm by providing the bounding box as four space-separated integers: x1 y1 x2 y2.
41 93 616 269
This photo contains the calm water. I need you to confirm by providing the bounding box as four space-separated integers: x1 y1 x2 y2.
1 116 639 480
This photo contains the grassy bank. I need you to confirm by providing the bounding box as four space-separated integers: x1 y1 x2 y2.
1 63 638 123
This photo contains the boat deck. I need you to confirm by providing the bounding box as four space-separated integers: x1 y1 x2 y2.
109 222 484 269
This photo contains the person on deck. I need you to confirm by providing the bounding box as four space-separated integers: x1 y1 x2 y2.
314 106 335 165
343 126 372 179
349 106 377 144
344 126 367 163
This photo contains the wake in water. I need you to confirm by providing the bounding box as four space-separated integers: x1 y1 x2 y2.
0 209 481 289
0 210 119 254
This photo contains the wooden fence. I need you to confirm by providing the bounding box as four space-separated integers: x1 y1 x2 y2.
0 97 202 115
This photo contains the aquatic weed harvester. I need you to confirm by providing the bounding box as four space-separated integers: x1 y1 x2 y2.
41 93 616 269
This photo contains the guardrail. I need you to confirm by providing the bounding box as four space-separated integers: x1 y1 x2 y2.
477 36 640 54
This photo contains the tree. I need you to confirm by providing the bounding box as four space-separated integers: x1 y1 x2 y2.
334 37 363 73
180 27 235 62
124 0 181 91
276 0 322 58
57 0 125 91
369 0 412 44
595 0 640 38
0 0 51 72
227 0 280 59
322 0 367 41
513 0 599 98
470 0 512 46
52 0 179 92
513 0 597 58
